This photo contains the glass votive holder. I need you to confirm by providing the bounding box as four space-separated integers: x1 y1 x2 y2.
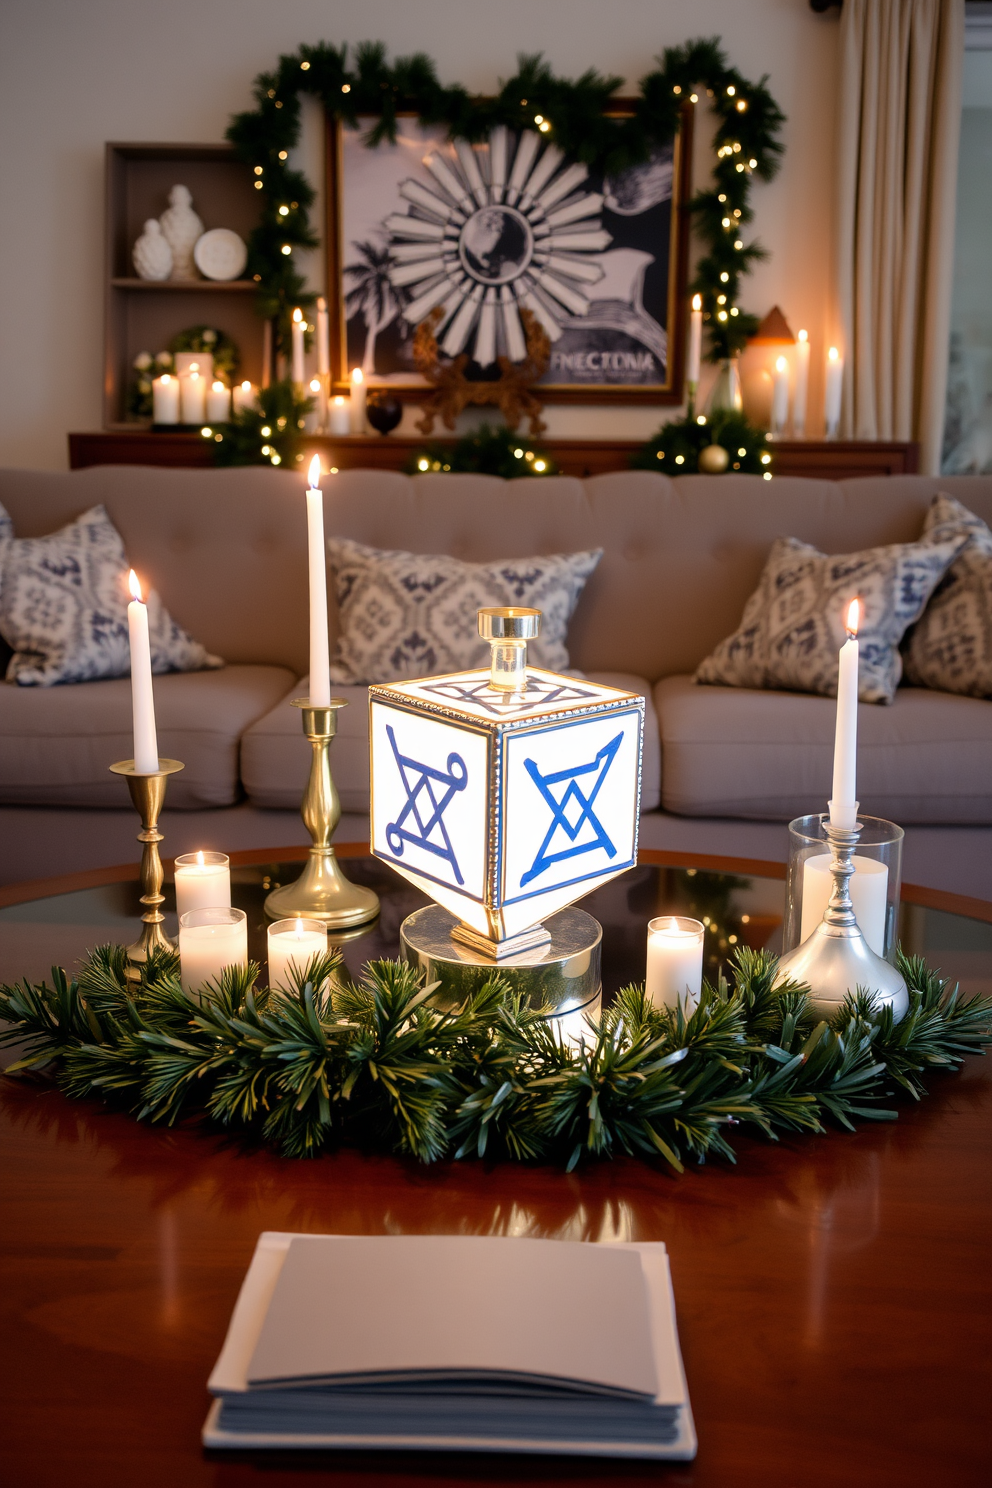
173 851 230 920
178 906 248 1000
783 814 904 962
267 917 329 991
645 916 705 1012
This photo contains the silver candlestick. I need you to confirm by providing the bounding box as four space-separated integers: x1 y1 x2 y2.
774 817 909 1022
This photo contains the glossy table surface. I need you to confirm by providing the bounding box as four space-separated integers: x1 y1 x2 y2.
2 853 991 1488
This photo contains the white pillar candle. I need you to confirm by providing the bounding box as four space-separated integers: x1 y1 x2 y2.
350 367 366 433
174 851 231 920
291 308 306 386
267 917 329 990
801 853 889 956
180 370 206 424
232 381 255 415
179 907 248 1000
830 599 860 830
152 374 180 424
645 916 705 1012
126 569 159 775
316 297 330 376
206 381 231 422
771 355 790 435
793 329 810 436
687 294 702 389
305 455 332 707
329 395 351 435
824 346 843 438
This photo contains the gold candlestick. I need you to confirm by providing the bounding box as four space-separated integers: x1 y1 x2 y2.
264 698 380 927
109 758 185 977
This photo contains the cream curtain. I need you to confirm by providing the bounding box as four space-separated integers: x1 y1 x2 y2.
835 0 964 470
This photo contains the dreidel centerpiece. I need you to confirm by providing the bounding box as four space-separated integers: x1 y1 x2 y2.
369 607 644 1011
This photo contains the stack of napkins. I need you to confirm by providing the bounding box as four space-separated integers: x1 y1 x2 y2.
204 1232 696 1460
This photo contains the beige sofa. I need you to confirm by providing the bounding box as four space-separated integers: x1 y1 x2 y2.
1 464 990 898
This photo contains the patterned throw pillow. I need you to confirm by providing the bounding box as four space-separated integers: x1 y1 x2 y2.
901 494 992 699
694 532 965 704
0 502 223 687
326 537 602 684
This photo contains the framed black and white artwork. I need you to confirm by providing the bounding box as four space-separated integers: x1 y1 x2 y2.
325 108 691 404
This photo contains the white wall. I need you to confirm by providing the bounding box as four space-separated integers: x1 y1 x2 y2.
0 0 841 469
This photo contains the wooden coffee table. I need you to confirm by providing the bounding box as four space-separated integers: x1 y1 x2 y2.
2 849 990 1488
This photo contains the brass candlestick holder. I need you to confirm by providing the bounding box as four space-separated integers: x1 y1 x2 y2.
774 816 908 1022
109 758 185 978
264 698 380 927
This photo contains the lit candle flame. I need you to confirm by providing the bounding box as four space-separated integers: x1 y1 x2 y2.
828 346 840 363
351 367 364 386
691 294 702 311
308 454 322 488
160 373 171 384
798 328 808 343
241 380 251 391
294 918 304 937
212 380 225 392
309 377 321 392
846 598 860 636
775 355 788 372
196 850 205 866
292 307 303 323
668 917 678 932
128 569 143 602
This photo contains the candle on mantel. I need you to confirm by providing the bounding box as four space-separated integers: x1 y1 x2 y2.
126 569 159 774
830 598 860 830
329 395 351 435
687 294 702 396
174 851 231 920
232 380 255 415
771 355 790 435
824 346 843 438
305 455 332 707
793 329 810 436
206 380 231 422
267 917 329 990
645 916 705 1012
180 369 206 425
350 367 367 433
152 374 180 424
291 307 306 386
179 907 248 1000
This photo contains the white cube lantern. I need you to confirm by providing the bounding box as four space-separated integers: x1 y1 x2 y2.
369 608 644 958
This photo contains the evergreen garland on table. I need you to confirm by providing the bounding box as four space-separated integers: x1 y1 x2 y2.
225 38 785 361
405 423 557 479
631 409 771 475
2 945 989 1171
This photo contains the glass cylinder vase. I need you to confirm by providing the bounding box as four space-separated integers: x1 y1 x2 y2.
783 814 904 963
706 357 743 414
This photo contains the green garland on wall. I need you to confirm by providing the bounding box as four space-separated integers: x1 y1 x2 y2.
2 946 989 1169
226 38 785 364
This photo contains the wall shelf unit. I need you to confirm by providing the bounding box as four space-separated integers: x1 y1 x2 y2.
104 143 263 428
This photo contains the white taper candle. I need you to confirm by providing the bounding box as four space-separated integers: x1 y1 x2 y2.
126 569 159 774
829 598 860 830
291 308 306 386
793 330 810 436
305 455 332 707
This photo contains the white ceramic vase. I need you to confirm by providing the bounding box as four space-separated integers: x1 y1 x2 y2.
159 185 204 280
132 219 173 281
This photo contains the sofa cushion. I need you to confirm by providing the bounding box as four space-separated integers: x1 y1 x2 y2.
0 665 295 809
654 674 992 825
241 671 662 817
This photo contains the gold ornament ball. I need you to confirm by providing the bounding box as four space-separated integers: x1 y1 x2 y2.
698 442 730 473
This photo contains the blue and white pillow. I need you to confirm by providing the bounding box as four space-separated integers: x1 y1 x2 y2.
326 537 602 684
0 502 223 686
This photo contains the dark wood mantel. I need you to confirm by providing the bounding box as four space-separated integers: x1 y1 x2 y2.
68 431 919 481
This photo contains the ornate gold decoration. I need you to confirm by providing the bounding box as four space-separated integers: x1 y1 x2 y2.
412 306 550 436
263 699 380 927
109 758 185 978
